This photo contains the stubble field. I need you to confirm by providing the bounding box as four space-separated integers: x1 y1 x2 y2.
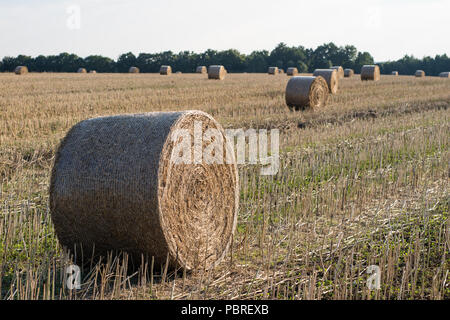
0 72 449 299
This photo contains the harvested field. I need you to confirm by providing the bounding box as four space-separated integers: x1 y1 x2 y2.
0 72 449 300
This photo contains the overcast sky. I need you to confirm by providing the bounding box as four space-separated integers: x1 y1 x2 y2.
0 0 449 62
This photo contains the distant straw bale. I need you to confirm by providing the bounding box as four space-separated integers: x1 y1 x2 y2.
196 66 207 74
286 67 299 76
313 69 338 94
129 67 140 73
14 66 28 75
331 66 344 79
285 76 329 110
208 65 226 80
415 70 425 77
268 67 279 75
160 66 172 75
360 65 380 81
344 69 354 77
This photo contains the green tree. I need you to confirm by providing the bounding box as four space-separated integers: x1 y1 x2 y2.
246 50 269 73
84 55 115 73
353 52 375 72
117 52 137 72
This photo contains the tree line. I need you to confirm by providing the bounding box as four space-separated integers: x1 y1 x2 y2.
1 42 448 76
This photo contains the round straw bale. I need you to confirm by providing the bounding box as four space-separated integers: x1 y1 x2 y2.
285 76 329 110
312 69 338 94
77 68 87 73
160 65 172 75
286 67 299 76
415 70 425 77
279 69 284 74
129 67 140 73
331 66 344 79
50 110 239 270
344 69 354 77
208 65 226 80
89 70 97 74
14 66 28 75
196 66 207 74
360 65 380 81
439 72 450 78
268 67 278 75
391 71 399 76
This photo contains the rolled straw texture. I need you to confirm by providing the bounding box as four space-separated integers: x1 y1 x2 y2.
285 76 329 110
50 110 239 270
313 69 339 94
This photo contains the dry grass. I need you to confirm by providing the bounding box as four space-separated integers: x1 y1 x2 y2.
0 73 449 300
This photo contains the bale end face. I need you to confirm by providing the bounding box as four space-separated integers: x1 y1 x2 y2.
50 111 239 271
285 76 329 111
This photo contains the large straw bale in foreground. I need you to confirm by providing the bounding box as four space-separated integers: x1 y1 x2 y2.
208 65 226 80
361 65 380 81
439 72 450 78
129 67 140 73
268 67 278 75
286 67 299 76
331 66 344 79
14 66 28 75
196 66 207 74
313 69 338 94
50 111 239 270
285 76 329 110
344 69 354 77
160 65 172 75
415 70 425 77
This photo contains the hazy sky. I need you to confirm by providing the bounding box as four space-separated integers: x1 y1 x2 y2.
0 0 449 62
